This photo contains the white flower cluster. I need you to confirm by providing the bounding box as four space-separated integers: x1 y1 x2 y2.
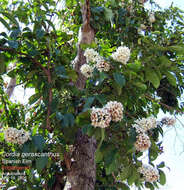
105 101 123 122
80 64 94 78
90 101 123 128
90 107 111 128
133 117 156 152
138 164 159 183
161 117 176 126
134 132 151 152
4 127 31 145
135 117 157 132
111 46 130 64
84 48 99 63
81 48 110 77
95 59 110 72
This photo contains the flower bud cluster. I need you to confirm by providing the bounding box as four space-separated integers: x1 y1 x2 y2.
111 46 130 64
105 101 123 122
4 127 31 145
134 132 151 152
161 117 176 126
81 48 110 77
138 164 159 183
80 64 94 78
133 117 156 152
90 101 123 128
135 117 157 132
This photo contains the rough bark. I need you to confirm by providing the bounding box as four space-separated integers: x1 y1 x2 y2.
74 0 95 89
67 130 97 190
64 1 97 190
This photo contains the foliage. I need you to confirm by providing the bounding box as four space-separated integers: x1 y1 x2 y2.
0 0 184 189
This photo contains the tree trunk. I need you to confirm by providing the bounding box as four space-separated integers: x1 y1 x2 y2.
64 0 96 190
67 130 96 190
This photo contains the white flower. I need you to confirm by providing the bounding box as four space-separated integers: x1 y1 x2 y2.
149 13 156 23
84 48 99 63
134 132 151 152
95 58 110 72
90 107 111 128
133 124 145 134
80 64 94 78
135 117 157 132
111 46 130 64
16 129 31 145
105 101 123 122
138 164 159 183
4 127 31 145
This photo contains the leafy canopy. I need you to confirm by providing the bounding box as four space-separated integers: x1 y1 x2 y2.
0 0 184 189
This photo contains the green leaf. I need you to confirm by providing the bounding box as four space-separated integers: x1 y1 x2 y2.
55 66 68 79
113 72 126 87
168 45 184 54
95 149 103 163
145 68 160 88
56 112 64 121
36 29 45 39
105 153 119 175
36 156 48 172
7 40 18 49
29 93 40 105
104 7 114 26
165 72 177 87
83 97 95 111
158 56 172 68
127 61 142 72
145 182 154 190
0 132 4 141
32 135 45 151
133 82 147 91
95 94 106 105
0 62 6 74
76 111 90 126
117 183 130 190
157 161 165 168
120 166 131 181
0 11 19 27
0 17 10 30
62 113 75 127
159 170 166 185
10 28 21 39
67 69 77 82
